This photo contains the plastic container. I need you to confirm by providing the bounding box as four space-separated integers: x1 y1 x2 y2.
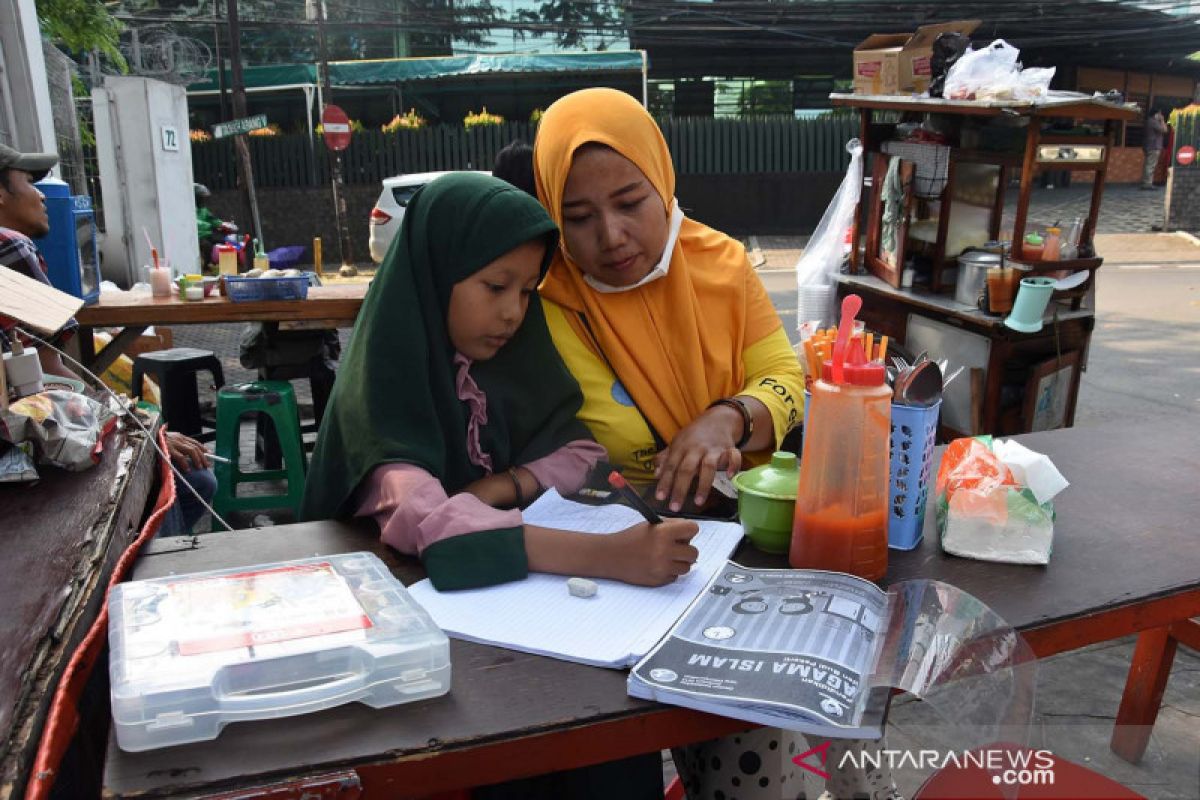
1060 217 1083 260
1021 232 1045 261
216 244 239 276
1004 277 1057 334
732 451 800 554
109 552 450 752
790 297 891 582
888 400 941 550
148 267 171 298
224 275 310 302
1042 227 1062 261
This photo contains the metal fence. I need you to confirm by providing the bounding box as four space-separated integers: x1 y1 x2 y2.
190 115 858 190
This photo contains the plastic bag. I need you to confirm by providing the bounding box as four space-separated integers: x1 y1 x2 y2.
796 138 863 290
0 390 115 472
944 40 1055 103
944 40 1020 100
928 32 972 98
935 436 1062 565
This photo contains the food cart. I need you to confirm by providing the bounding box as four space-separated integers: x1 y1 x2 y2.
830 93 1140 438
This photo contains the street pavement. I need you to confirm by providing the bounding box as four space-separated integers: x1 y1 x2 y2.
171 183 1199 797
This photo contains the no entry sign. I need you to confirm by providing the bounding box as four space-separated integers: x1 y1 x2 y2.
322 105 352 151
1177 145 1196 166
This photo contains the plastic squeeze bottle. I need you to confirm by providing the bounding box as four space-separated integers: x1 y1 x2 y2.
790 294 891 582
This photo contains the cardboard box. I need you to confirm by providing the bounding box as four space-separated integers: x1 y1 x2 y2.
853 34 911 95
853 20 981 96
902 20 981 94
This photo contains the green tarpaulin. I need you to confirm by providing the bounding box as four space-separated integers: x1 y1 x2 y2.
190 51 644 92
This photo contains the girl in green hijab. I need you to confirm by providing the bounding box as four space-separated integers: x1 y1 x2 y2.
302 173 699 592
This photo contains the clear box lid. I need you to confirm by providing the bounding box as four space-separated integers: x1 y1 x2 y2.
109 552 450 751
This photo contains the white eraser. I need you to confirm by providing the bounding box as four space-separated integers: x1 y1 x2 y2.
567 577 598 598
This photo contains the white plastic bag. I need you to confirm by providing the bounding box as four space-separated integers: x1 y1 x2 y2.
945 40 1055 102
795 138 862 335
796 138 862 291
945 40 1020 100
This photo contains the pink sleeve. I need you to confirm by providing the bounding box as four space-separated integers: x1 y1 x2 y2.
355 463 522 555
521 439 607 497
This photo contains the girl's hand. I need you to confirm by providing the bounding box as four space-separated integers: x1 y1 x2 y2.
601 520 700 586
653 407 743 513
463 473 514 507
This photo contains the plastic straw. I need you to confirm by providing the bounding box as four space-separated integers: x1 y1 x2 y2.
803 339 819 379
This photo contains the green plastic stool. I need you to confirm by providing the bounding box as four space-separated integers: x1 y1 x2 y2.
212 381 307 520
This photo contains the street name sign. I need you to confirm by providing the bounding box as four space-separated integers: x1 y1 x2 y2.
212 114 269 139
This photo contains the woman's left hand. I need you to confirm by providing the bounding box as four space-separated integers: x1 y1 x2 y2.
653 407 743 513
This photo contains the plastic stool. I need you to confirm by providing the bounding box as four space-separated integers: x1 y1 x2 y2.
212 381 307 520
132 348 224 437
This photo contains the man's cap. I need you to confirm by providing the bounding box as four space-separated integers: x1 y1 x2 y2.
0 143 58 182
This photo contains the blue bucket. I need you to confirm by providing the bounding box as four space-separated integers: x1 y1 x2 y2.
888 400 941 550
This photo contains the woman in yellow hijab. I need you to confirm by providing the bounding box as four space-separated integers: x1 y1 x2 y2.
534 90 900 800
533 87 805 513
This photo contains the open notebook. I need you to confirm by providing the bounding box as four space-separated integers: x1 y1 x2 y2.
406 490 745 668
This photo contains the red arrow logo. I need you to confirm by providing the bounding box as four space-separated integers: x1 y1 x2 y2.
792 740 832 780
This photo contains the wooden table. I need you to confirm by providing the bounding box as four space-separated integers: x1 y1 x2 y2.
102 419 1200 799
0 422 159 798
75 284 369 373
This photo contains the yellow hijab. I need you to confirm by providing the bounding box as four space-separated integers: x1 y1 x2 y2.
534 88 780 443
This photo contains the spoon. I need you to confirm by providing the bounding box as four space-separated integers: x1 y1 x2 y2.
899 360 944 407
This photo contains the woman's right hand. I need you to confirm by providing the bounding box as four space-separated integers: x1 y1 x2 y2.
602 520 700 586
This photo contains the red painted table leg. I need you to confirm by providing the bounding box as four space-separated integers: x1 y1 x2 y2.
1110 626 1178 764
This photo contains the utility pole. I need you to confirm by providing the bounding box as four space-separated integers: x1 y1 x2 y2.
225 0 263 248
213 0 228 123
314 0 356 273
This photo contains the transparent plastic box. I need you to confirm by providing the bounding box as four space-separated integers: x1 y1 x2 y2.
109 552 450 752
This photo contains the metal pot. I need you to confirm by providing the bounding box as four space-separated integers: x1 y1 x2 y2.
955 250 1001 307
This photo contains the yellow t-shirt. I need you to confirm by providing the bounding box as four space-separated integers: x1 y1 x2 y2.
543 298 805 482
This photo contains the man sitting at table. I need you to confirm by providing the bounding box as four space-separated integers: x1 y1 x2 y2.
1 144 216 532
0 143 79 380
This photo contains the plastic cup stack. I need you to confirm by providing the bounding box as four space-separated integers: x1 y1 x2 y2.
797 284 837 333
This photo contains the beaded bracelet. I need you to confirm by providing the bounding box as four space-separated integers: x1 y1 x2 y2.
707 397 754 450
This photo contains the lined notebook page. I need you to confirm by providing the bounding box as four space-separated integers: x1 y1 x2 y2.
406 490 745 668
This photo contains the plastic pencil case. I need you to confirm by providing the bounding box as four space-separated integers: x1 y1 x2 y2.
108 552 450 752
224 275 309 302
888 400 941 550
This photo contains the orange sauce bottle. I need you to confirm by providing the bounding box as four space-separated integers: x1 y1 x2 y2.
790 323 891 583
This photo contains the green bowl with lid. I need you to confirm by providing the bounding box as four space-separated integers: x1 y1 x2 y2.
732 451 800 554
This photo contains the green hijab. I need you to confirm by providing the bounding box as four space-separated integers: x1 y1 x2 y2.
302 173 591 520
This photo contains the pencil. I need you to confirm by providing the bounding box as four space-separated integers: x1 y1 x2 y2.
607 471 664 524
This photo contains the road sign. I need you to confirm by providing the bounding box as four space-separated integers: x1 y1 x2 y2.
212 114 268 139
322 105 352 151
1177 145 1195 166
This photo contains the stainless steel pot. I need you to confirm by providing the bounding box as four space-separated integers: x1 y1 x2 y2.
955 250 1002 307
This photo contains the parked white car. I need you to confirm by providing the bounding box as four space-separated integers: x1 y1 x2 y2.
368 171 488 263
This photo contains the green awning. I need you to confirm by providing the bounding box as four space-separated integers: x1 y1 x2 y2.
330 51 643 85
190 52 644 92
189 63 317 92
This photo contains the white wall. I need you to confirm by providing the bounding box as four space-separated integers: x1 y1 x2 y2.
0 0 56 153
